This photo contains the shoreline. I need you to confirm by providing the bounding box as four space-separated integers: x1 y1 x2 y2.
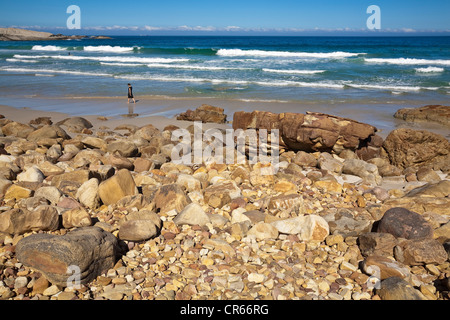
0 95 449 140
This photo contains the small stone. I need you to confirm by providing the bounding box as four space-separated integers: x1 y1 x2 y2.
14 276 28 289
32 276 49 295
76 178 100 209
17 166 45 183
62 207 92 228
173 202 210 226
313 180 343 194
247 222 279 240
43 285 61 296
248 273 265 283
340 261 358 272
326 234 344 246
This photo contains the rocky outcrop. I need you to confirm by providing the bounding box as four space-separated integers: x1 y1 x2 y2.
232 110 378 155
0 28 111 41
394 105 450 127
177 104 227 124
382 128 450 172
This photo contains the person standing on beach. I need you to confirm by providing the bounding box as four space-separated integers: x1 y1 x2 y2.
127 83 136 104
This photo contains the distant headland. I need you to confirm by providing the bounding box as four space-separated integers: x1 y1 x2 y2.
0 27 112 41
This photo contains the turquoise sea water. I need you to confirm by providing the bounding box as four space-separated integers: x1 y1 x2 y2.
0 36 449 120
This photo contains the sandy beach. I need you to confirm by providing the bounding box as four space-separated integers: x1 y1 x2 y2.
1 95 449 141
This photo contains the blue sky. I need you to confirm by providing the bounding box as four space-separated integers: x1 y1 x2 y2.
1 0 449 35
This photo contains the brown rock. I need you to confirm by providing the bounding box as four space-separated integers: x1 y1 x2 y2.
394 105 450 127
51 170 92 189
204 180 241 209
106 140 138 157
267 193 303 214
133 158 153 173
0 206 59 235
382 128 450 171
394 238 447 266
56 117 93 133
177 104 227 124
16 226 122 287
62 207 92 229
31 276 50 296
377 277 426 300
358 232 398 257
377 207 433 240
362 255 411 280
2 121 34 138
380 197 450 215
98 169 138 206
26 125 70 142
416 167 441 182
118 210 161 241
4 184 33 202
232 110 377 154
405 180 450 198
152 183 191 214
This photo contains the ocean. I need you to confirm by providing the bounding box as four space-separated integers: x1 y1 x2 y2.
0 36 449 133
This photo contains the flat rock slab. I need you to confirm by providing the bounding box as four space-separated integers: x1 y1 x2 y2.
394 105 450 127
16 227 123 287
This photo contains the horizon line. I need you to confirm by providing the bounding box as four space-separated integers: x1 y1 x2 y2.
3 25 450 36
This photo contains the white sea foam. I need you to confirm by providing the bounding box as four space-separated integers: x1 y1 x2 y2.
217 49 362 58
415 66 445 73
100 62 145 67
146 63 250 71
365 58 450 66
83 45 135 53
262 68 326 75
114 74 345 89
13 54 189 64
31 45 67 51
346 83 439 92
1 67 111 77
6 58 39 63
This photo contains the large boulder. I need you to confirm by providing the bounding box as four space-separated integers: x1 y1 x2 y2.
2 121 34 138
394 105 450 127
56 117 93 133
232 110 377 154
177 104 227 124
382 128 450 171
26 125 70 142
16 227 122 287
377 207 433 240
377 277 426 300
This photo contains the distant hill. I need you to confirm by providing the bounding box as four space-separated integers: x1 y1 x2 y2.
0 28 111 41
